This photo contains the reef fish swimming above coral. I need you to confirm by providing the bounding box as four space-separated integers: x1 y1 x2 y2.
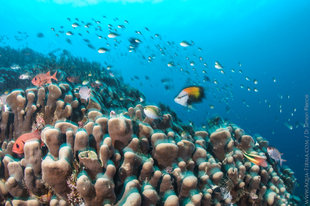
0 46 301 205
0 0 306 204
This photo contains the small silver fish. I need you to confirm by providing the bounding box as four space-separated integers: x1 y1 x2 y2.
10 64 21 70
72 23 80 28
82 80 89 85
108 32 119 38
215 61 223 69
180 41 191 47
98 47 109 54
19 74 30 80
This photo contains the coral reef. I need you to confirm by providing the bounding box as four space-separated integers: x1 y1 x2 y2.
0 82 300 206
0 47 300 205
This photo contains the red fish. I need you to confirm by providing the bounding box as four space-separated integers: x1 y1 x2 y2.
12 130 42 155
67 76 80 83
31 71 58 87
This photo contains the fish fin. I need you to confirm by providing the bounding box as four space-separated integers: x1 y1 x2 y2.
52 71 58 81
46 71 50 76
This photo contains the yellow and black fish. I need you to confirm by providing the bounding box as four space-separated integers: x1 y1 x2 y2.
174 86 205 107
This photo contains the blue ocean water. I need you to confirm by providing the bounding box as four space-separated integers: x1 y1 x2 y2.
0 0 309 203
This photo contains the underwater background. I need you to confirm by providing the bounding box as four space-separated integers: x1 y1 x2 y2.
0 0 309 205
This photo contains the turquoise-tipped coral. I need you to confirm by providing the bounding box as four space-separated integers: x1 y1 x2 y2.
0 80 300 205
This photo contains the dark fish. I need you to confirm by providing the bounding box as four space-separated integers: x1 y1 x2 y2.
129 38 141 47
87 44 95 50
161 78 171 83
65 38 72 44
203 76 210 82
164 85 171 90
66 31 73 36
37 33 44 38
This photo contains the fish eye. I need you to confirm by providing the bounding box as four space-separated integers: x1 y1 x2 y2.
34 77 37 80
16 144 19 148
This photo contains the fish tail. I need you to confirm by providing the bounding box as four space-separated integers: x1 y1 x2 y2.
52 71 58 81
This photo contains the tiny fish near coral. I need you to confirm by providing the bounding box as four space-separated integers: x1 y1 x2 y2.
144 105 161 119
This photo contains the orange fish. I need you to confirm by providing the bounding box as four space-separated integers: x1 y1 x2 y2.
174 86 205 107
31 71 58 87
242 150 268 167
12 130 42 155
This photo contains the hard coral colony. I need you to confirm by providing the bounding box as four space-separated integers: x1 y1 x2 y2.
0 49 300 205
0 86 299 205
